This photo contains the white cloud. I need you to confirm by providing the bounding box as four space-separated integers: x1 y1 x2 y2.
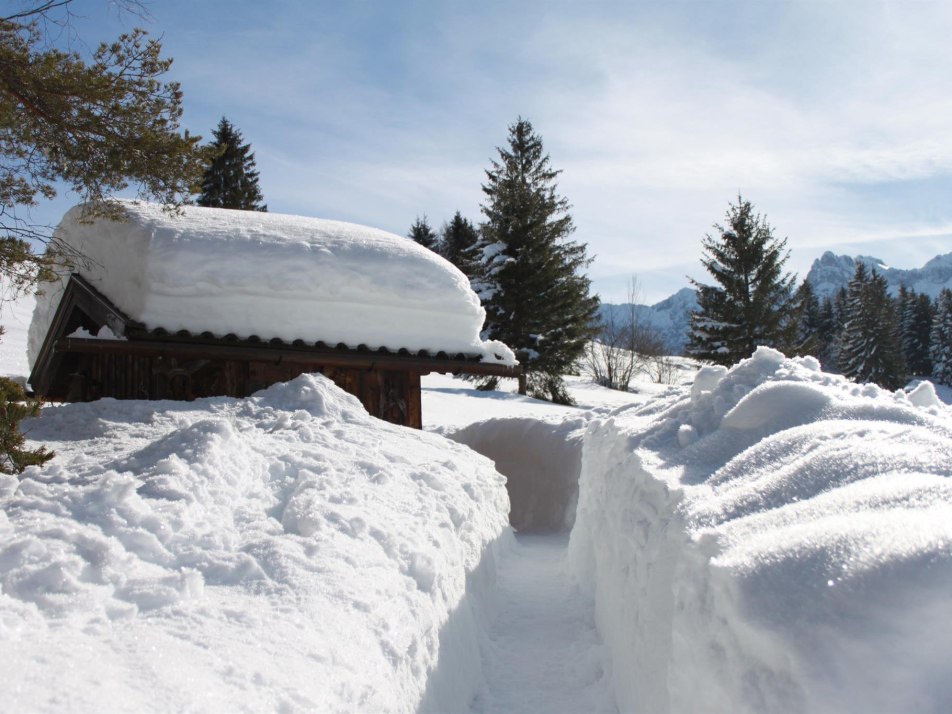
31 0 952 304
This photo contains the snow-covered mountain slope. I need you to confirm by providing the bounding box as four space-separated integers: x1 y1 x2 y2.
597 287 697 354
807 250 952 299
568 348 952 713
1 374 511 713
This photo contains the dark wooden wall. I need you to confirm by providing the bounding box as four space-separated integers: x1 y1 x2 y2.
58 353 423 428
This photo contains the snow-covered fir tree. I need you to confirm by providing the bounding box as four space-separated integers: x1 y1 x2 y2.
930 288 952 386
838 264 905 389
475 118 599 403
814 294 840 369
440 212 482 284
898 287 934 377
791 279 821 357
687 196 796 365
197 117 267 211
407 215 439 251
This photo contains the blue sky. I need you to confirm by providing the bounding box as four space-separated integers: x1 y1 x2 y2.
34 0 952 302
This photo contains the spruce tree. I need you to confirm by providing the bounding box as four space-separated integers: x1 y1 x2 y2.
815 295 839 368
838 264 905 389
476 117 599 403
930 289 952 386
0 374 53 474
407 215 439 251
687 196 796 365
440 212 482 283
899 287 934 377
791 279 821 357
197 117 267 211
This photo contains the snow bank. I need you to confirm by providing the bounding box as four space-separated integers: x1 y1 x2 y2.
28 202 515 368
569 347 952 713
0 373 511 713
450 416 588 533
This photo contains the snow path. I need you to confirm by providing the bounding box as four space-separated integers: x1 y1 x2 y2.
473 534 617 714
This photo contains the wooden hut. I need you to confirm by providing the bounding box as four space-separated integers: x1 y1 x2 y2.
28 204 519 428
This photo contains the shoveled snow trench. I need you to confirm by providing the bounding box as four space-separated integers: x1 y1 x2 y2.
447 416 617 713
471 534 616 714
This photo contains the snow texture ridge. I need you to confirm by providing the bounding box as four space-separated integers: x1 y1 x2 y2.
568 347 952 713
28 201 516 368
0 373 511 713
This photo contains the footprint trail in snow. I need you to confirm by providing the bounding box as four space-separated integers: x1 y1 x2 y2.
472 533 617 714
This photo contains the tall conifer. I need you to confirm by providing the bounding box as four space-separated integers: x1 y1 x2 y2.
440 212 482 283
838 265 905 389
407 215 439 251
899 287 934 377
197 117 266 211
930 289 952 386
687 196 796 365
476 118 599 403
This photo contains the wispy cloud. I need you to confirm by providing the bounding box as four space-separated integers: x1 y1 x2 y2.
47 0 952 302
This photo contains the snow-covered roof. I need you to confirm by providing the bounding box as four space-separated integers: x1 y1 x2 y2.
28 201 515 368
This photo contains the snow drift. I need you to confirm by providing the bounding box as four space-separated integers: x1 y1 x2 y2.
569 348 952 713
0 374 511 713
27 201 515 368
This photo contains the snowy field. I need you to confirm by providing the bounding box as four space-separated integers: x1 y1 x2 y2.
4 291 952 713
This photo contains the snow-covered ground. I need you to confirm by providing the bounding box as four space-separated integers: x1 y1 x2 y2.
568 350 952 713
4 289 952 713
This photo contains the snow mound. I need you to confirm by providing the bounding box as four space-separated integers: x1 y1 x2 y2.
0 373 511 713
28 201 515 368
569 347 952 713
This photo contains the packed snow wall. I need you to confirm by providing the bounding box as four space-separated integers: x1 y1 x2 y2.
1 374 512 713
449 416 588 532
569 349 952 713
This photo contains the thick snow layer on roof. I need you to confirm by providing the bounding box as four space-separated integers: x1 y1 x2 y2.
27 201 515 368
0 374 511 712
567 347 952 713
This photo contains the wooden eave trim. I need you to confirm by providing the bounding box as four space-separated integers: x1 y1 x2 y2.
54 337 522 377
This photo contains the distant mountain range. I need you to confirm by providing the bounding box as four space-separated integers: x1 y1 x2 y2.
805 251 952 300
599 251 952 354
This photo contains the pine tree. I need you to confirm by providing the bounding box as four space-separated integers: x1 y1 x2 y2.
2 6 204 298
791 279 821 357
476 117 599 403
0 374 52 474
838 264 906 389
407 215 439 251
815 295 838 368
197 117 267 211
440 212 482 283
930 289 952 386
898 287 934 377
687 196 797 365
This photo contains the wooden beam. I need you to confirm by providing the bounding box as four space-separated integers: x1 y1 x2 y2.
54 338 522 378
